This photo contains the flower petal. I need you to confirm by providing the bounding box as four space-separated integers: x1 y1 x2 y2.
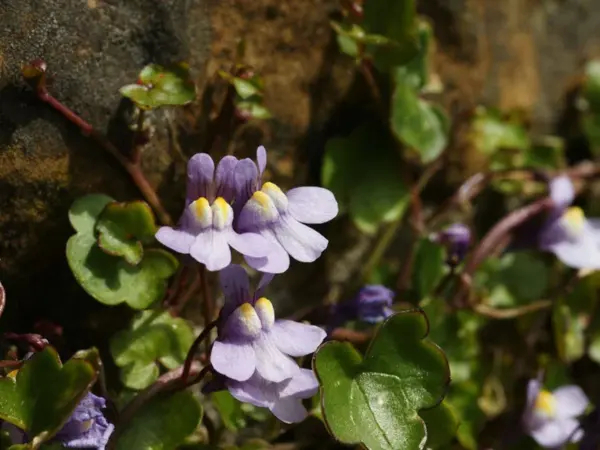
245 231 290 274
211 340 256 382
286 187 338 224
269 320 326 357
270 397 308 424
190 229 232 271
272 215 328 263
550 175 575 211
553 385 589 419
280 368 319 398
227 373 278 408
215 155 239 202
545 228 600 269
253 333 299 383
530 417 580 448
187 153 215 202
234 158 259 215
219 264 250 310
155 227 194 254
227 230 271 258
257 145 267 176
255 272 275 299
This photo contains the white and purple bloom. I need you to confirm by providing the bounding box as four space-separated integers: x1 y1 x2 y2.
522 379 589 448
539 175 600 269
432 223 471 265
209 265 326 422
3 392 113 449
233 146 339 273
156 153 271 271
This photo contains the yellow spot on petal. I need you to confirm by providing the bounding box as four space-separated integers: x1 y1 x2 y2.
262 182 288 210
563 206 586 237
211 197 231 230
192 197 212 227
255 297 275 328
252 191 272 208
262 182 284 196
238 303 261 336
535 390 556 416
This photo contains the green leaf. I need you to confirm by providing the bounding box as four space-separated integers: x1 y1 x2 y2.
68 194 114 235
0 347 99 446
554 274 597 363
390 69 449 163
95 201 158 265
583 60 600 112
314 310 450 450
363 0 419 69
120 63 196 109
211 391 247 431
323 124 410 234
412 239 446 299
420 401 459 449
475 252 550 308
110 310 194 390
67 233 178 309
115 391 201 450
236 101 272 120
402 21 433 91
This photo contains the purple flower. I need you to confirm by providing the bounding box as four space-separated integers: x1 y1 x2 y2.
156 153 271 271
233 146 338 273
209 265 325 422
332 285 394 327
2 392 113 449
522 379 588 448
432 223 471 265
539 175 600 269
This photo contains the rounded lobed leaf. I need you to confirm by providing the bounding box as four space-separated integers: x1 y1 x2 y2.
110 310 195 390
313 310 450 450
115 391 201 450
68 194 114 235
95 201 158 265
0 347 99 445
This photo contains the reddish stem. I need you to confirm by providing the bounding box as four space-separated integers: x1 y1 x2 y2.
181 320 217 382
36 86 172 225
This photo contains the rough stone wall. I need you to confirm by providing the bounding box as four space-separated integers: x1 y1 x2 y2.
2 0 600 329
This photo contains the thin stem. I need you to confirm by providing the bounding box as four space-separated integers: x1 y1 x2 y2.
0 360 24 370
106 362 209 450
181 320 217 382
330 328 372 345
359 60 385 117
35 85 172 225
199 266 215 325
473 300 552 319
131 109 146 165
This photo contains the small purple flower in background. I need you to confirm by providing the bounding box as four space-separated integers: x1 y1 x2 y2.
209 265 326 423
332 285 394 329
431 223 471 265
539 175 600 269
233 146 338 273
156 153 271 271
2 392 113 449
522 379 589 448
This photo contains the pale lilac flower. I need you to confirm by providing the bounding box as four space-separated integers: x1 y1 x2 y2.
156 153 271 271
233 146 338 273
432 223 471 265
208 265 325 422
2 392 113 449
539 175 600 269
522 379 588 448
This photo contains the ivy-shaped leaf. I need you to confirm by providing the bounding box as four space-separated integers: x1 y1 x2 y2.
115 391 201 450
110 310 194 390
95 201 158 265
120 63 196 110
0 347 99 447
66 195 178 310
412 239 446 299
314 310 450 450
323 124 409 234
419 400 459 449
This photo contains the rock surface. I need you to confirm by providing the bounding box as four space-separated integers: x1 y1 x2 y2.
1 0 600 332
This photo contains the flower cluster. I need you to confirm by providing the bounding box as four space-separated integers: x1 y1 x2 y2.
156 146 338 273
522 379 589 448
207 265 327 423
